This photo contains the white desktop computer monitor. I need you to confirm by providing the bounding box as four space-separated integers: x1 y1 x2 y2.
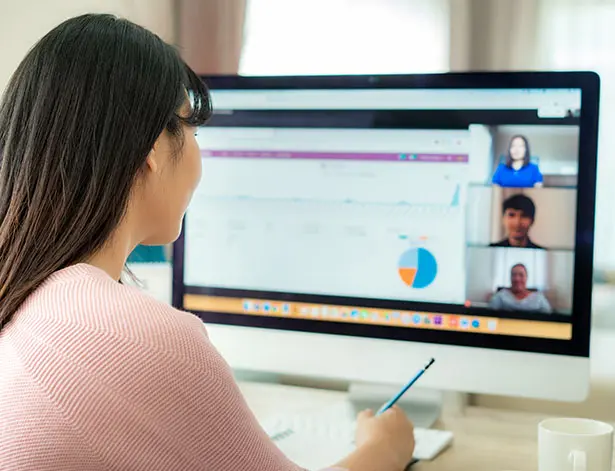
173 73 599 412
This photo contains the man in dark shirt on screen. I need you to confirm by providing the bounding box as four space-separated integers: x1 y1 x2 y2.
490 194 545 249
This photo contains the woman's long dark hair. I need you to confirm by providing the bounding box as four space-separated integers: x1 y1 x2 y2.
0 14 211 329
505 134 531 168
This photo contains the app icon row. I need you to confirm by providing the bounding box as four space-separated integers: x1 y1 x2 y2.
241 300 498 333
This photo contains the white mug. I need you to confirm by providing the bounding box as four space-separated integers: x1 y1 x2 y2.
539 418 614 471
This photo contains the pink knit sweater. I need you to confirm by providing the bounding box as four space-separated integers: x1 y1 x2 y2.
0 264 343 471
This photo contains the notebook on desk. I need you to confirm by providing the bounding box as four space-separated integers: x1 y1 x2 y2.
268 429 419 470
271 430 353 470
262 401 422 469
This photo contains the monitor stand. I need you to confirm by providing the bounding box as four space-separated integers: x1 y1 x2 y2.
347 382 466 429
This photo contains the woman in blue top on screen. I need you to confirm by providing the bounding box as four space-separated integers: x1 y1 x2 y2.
492 135 544 188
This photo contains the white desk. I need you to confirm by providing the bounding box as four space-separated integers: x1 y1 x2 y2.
240 381 615 471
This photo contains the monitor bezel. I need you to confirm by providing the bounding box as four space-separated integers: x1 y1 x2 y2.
173 72 599 358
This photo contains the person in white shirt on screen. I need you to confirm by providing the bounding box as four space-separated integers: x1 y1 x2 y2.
489 264 552 313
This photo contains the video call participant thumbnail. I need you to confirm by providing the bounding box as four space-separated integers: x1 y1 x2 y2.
490 194 544 249
489 263 552 313
492 135 544 188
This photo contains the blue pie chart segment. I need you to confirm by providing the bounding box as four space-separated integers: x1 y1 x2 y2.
398 248 438 289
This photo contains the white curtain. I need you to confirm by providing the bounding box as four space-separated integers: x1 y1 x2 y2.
240 0 450 75
536 0 615 268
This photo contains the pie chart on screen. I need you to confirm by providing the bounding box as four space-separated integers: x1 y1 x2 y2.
398 248 438 289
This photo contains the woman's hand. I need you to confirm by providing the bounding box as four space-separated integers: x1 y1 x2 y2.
354 406 415 469
333 406 415 470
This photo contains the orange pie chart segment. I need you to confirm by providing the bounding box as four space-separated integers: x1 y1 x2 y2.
398 267 418 287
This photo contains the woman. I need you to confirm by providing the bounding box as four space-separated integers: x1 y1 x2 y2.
0 15 414 471
491 134 544 188
489 264 552 313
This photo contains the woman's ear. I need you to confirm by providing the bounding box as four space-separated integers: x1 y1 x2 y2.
145 141 160 173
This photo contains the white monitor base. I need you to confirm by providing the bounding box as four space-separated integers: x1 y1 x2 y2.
347 382 467 428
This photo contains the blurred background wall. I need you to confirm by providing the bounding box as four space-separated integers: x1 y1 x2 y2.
0 0 176 89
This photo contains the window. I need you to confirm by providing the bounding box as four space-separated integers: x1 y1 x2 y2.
240 0 450 75
537 0 615 268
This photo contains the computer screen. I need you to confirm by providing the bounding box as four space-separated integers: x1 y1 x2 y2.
173 74 598 359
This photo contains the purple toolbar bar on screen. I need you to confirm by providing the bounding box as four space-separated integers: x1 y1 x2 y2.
202 150 469 163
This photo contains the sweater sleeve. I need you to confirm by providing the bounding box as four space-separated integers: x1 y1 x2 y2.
0 269 346 471
96 307 345 471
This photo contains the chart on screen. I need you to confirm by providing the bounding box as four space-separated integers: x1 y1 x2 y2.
398 247 438 289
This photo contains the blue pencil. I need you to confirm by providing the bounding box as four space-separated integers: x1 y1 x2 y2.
376 358 436 415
